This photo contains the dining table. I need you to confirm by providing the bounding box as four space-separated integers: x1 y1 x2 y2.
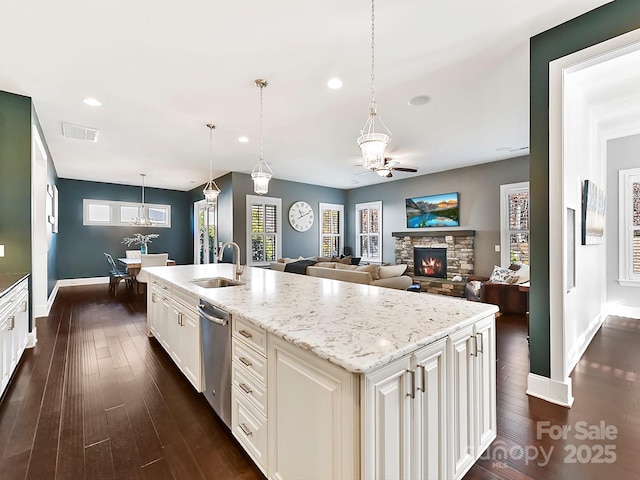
117 257 176 277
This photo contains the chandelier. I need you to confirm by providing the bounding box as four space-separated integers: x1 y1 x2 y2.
251 79 273 195
203 123 221 204
357 0 392 171
130 174 156 226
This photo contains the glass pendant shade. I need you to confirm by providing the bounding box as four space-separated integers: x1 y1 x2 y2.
251 158 272 195
358 131 390 171
203 180 220 204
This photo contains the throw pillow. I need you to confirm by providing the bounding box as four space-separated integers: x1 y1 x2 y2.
378 264 407 279
334 263 358 271
331 255 352 264
357 264 380 279
314 262 337 268
515 264 530 283
489 265 519 284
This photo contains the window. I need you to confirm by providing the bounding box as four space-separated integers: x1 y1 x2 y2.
83 199 171 227
500 182 529 266
356 201 382 263
246 195 282 266
319 203 344 257
619 168 640 286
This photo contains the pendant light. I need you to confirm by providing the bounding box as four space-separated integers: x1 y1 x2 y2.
130 174 156 226
203 123 221 204
251 79 273 195
357 0 392 171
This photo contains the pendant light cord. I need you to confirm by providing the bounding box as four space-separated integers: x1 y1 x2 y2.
209 125 214 180
259 82 264 162
370 0 376 109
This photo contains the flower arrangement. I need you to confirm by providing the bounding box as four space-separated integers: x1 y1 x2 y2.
122 233 159 247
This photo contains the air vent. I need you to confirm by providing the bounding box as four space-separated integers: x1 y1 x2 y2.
62 122 99 142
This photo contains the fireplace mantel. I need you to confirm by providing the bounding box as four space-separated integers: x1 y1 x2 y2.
392 229 475 238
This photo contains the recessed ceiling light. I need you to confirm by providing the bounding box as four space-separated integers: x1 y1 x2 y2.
408 95 430 106
83 97 102 107
238 136 249 143
327 78 343 89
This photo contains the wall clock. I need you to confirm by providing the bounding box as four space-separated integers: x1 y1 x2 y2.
288 201 314 232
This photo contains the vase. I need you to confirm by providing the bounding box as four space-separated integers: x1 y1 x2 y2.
140 243 148 255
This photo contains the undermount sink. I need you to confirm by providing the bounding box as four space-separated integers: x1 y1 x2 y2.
190 277 245 288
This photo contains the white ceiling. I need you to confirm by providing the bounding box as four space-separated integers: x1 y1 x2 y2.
0 0 613 191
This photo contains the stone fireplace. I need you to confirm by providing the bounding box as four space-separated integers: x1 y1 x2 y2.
393 229 475 296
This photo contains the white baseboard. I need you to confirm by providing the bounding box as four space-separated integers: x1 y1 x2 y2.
526 373 574 408
567 311 606 375
606 303 640 320
56 277 109 288
27 329 38 348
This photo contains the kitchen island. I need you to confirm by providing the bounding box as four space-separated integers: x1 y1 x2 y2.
145 264 498 480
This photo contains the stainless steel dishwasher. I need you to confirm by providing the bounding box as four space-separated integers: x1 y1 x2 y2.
198 300 231 428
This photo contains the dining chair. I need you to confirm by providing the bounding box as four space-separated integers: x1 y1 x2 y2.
104 252 133 297
125 250 142 258
136 253 169 294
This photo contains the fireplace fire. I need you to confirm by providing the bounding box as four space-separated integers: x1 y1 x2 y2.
414 247 447 278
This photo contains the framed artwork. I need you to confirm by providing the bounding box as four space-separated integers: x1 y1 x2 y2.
581 179 605 245
405 192 459 228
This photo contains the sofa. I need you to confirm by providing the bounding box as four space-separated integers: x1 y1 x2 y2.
466 263 530 314
270 258 413 290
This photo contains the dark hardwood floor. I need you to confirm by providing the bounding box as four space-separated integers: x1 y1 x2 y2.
0 285 639 479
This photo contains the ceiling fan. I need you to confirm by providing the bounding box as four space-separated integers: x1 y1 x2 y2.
359 158 418 178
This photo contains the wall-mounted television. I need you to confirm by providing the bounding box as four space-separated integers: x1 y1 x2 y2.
405 192 459 228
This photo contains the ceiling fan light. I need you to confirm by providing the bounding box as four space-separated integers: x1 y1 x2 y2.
358 132 389 170
376 167 391 177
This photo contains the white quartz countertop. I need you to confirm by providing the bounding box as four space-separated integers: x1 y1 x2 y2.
145 264 498 374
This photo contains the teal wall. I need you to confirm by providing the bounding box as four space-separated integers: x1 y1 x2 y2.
530 0 640 377
57 179 192 279
0 91 32 275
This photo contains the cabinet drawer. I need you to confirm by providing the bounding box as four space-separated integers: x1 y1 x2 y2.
232 362 267 414
232 389 268 474
232 341 267 384
150 277 171 293
173 287 198 312
233 316 266 355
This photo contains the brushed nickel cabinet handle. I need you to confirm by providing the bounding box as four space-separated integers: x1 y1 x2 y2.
8 316 15 330
476 332 484 354
239 383 253 394
406 369 415 399
239 357 253 367
239 329 252 339
239 423 253 436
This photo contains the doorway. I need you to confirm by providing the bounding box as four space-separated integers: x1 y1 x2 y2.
194 199 218 264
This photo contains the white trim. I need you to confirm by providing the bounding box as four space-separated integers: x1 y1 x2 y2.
318 202 344 257
606 303 640 319
526 373 574 408
566 311 606 374
619 168 640 283
355 201 383 263
246 195 282 266
499 182 529 267
83 198 172 227
56 277 109 287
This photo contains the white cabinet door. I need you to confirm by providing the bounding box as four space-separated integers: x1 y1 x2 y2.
178 302 201 391
268 334 358 480
168 304 184 367
413 338 447 480
148 287 161 339
363 355 412 480
14 290 29 361
448 324 476 480
474 315 497 454
448 315 497 480
0 315 10 393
